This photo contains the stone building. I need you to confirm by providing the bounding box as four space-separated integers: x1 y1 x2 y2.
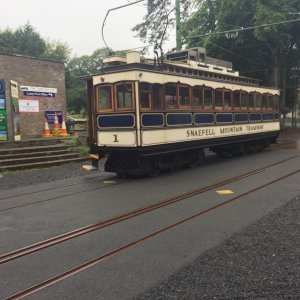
0 52 66 141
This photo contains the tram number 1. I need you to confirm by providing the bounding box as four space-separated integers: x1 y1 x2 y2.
113 134 119 143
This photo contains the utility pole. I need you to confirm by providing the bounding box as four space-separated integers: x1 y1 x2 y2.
176 0 182 50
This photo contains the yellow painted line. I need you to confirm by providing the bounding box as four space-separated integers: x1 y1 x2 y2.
104 180 116 184
216 190 234 195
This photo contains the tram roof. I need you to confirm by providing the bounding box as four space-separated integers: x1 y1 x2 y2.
79 50 279 90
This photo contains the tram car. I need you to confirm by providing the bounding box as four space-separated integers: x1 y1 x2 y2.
82 47 280 176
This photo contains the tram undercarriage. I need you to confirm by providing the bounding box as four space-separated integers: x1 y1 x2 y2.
96 134 278 177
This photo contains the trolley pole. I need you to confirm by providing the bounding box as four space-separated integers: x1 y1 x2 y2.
176 0 182 51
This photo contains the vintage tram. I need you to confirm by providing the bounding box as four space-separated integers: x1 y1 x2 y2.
82 47 280 176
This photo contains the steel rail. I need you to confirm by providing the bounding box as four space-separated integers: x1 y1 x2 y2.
4 168 300 300
0 180 123 212
0 175 118 202
1 154 299 265
0 141 295 203
0 151 299 212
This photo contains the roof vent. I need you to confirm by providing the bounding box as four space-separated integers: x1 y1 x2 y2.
126 51 141 64
166 47 206 63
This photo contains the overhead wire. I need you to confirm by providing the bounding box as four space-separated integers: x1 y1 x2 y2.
187 18 300 39
101 0 145 55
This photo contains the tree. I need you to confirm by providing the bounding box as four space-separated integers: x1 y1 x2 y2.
42 40 71 64
65 48 109 113
13 23 46 58
0 23 46 58
0 28 18 54
182 0 300 110
133 0 193 48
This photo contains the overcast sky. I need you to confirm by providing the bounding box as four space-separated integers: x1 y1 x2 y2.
0 0 175 57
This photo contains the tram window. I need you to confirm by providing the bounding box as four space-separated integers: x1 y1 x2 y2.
249 93 255 109
179 85 190 107
139 82 151 109
116 82 133 110
274 95 279 110
267 95 274 109
97 85 112 110
203 88 213 108
256 93 262 109
152 84 163 110
165 84 177 109
215 89 223 108
224 90 232 108
262 94 268 110
241 92 248 109
192 87 202 108
233 91 240 108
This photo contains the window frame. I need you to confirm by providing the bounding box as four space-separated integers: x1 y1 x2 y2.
240 90 248 110
115 81 135 111
178 84 191 109
223 89 232 110
233 90 241 110
203 87 214 109
139 82 152 111
96 84 114 112
192 86 203 110
214 88 223 110
164 83 178 110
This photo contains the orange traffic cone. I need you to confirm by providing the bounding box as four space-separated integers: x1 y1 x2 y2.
60 117 69 137
43 118 52 137
53 112 60 131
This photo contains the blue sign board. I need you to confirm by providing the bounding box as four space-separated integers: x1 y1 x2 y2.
45 111 62 124
0 79 5 98
23 91 56 97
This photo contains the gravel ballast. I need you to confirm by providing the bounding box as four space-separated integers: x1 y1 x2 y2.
0 161 89 191
136 197 300 299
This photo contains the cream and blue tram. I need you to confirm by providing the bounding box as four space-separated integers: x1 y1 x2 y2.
83 48 280 176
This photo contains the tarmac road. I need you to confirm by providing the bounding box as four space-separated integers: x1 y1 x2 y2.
0 131 299 299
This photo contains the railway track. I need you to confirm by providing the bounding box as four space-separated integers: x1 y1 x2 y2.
1 153 299 264
0 139 296 203
0 150 299 213
0 154 299 265
3 167 300 300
